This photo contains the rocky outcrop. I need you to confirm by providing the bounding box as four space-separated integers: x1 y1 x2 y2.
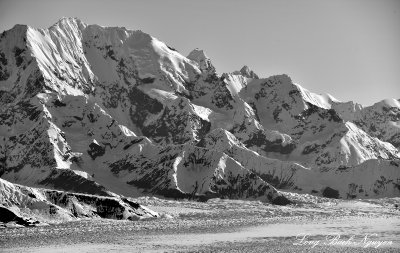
233 65 259 79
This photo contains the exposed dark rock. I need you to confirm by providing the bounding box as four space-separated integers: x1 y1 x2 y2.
322 187 340 199
87 142 105 160
0 206 41 227
40 169 110 196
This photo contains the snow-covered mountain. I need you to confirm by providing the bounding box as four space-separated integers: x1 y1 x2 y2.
0 17 399 203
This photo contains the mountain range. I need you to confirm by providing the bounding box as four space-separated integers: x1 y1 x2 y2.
0 18 399 223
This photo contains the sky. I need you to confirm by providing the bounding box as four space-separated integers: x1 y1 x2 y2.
0 0 399 106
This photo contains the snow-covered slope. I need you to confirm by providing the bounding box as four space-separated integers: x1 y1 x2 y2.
109 143 289 204
0 18 399 202
198 129 400 199
332 98 400 149
239 74 399 168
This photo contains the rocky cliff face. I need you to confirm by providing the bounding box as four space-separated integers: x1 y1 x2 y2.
0 18 399 202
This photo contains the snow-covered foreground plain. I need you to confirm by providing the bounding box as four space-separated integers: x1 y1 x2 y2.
1 195 399 252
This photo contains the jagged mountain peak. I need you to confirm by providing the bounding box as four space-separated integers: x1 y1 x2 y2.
187 48 208 62
233 65 259 79
0 18 204 100
5 24 29 34
52 17 87 29
243 73 340 111
187 48 215 74
0 24 29 54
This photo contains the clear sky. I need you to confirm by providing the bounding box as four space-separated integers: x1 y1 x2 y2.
1 0 399 106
